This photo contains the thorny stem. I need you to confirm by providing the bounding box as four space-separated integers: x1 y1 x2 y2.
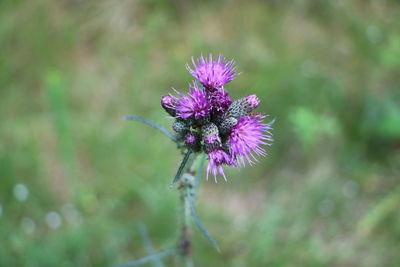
177 153 198 267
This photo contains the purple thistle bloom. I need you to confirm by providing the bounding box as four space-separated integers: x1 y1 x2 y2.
161 95 177 109
208 88 232 114
229 115 273 166
206 149 235 183
161 95 178 116
186 54 238 90
158 55 273 184
204 134 219 145
174 84 211 120
246 95 260 110
185 133 196 145
226 94 260 119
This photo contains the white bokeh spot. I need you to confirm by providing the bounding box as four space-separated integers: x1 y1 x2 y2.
46 211 62 229
13 183 29 202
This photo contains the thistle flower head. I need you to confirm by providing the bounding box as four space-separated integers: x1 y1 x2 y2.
204 134 219 145
208 88 232 114
185 133 196 145
246 95 260 110
161 95 177 108
185 134 196 145
172 119 189 134
226 94 260 119
160 54 273 183
229 115 273 166
186 54 238 90
206 149 235 182
219 117 238 135
202 123 221 152
161 95 178 116
174 84 211 120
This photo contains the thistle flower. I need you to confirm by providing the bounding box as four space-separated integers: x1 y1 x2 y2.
125 54 274 263
229 115 273 166
208 88 232 114
185 133 196 146
175 84 211 120
202 123 222 151
161 95 178 116
186 54 238 90
172 119 189 134
159 54 272 182
206 149 235 182
226 94 260 119
219 117 238 135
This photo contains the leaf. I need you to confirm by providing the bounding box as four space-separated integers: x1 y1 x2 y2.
138 223 165 267
170 150 192 187
188 194 220 252
124 116 176 142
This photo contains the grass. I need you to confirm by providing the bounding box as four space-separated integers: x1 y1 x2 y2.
1 0 400 266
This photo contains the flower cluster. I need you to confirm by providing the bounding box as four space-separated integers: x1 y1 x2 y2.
161 54 273 182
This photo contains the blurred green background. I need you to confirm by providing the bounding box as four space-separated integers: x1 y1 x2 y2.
1 0 400 266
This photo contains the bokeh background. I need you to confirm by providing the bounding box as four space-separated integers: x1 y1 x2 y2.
1 0 400 266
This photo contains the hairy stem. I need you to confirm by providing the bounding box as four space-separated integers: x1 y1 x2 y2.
177 154 198 267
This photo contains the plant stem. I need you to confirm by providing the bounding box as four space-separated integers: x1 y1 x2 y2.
177 154 198 267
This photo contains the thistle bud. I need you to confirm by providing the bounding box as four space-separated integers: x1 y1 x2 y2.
185 133 196 145
184 132 201 152
219 117 238 135
172 119 189 134
161 95 178 116
225 94 260 119
201 123 221 152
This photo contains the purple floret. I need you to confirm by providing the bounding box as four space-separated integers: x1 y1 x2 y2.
206 149 235 183
174 84 211 120
245 95 260 110
185 133 196 145
161 95 177 109
229 115 273 166
186 54 238 90
204 134 219 145
208 88 232 114
161 95 178 116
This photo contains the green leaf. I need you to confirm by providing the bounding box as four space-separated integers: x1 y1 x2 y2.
124 116 176 142
188 194 220 252
170 150 192 187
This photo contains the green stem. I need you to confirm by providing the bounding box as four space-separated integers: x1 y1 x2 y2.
177 154 198 267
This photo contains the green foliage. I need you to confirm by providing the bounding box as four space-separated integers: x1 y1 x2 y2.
380 34 400 68
289 107 340 147
1 0 400 266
